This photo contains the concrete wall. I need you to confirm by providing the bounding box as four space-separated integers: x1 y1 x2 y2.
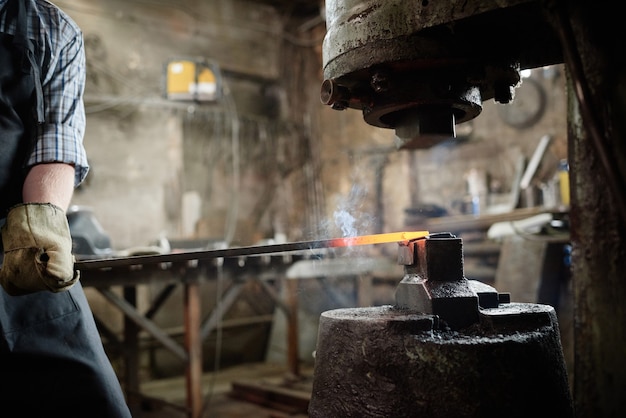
60 0 287 249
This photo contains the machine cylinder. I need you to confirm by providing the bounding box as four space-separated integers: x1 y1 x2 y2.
320 0 563 148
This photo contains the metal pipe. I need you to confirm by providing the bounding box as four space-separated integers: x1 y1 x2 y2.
75 231 429 270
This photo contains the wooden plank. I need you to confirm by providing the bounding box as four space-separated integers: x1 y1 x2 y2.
184 279 203 418
285 279 299 377
123 286 142 417
425 207 548 234
98 288 188 361
229 379 310 414
200 282 246 341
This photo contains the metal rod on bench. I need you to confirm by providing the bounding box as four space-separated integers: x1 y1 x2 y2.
75 231 429 270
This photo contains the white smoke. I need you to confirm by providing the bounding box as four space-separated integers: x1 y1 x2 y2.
330 183 376 240
333 209 357 237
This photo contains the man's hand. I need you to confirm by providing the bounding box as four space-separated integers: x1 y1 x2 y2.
0 203 79 295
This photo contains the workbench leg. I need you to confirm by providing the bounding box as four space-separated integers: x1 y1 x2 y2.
184 279 203 418
123 285 142 416
286 278 300 377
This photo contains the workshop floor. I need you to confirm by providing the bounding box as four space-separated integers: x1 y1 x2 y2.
138 362 312 418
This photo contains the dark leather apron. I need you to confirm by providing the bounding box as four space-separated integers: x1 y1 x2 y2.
0 2 131 416
0 0 43 216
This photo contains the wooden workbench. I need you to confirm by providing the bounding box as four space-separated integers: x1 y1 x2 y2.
79 251 403 418
79 254 297 418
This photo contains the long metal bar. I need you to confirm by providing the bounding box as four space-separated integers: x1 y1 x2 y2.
75 231 429 270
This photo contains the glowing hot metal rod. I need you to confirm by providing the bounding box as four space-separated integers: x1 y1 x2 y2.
328 231 429 247
74 230 430 270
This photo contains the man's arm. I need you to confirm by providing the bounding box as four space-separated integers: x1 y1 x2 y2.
0 3 85 295
22 163 75 211
0 162 79 295
33 7 89 188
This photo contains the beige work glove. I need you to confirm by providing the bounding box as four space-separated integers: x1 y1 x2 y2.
0 203 79 296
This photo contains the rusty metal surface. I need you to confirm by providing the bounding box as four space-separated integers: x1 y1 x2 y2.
322 0 538 76
309 230 571 416
563 3 626 416
323 0 562 81
395 234 480 329
308 304 572 418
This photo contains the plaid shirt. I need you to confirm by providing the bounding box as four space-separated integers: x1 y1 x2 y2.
0 0 88 186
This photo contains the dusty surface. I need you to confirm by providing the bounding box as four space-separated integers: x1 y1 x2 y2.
136 362 312 418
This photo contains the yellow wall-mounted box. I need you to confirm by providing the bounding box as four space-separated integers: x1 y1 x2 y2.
165 59 220 102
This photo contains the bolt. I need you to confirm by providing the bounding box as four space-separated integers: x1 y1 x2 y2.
494 82 514 104
320 79 350 110
370 72 389 93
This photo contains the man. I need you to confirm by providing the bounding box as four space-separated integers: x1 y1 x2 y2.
0 1 131 416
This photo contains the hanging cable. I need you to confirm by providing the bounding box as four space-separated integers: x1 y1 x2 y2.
221 80 241 246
